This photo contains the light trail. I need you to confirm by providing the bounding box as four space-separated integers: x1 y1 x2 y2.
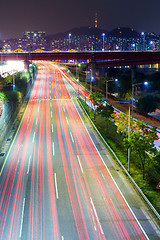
0 61 158 239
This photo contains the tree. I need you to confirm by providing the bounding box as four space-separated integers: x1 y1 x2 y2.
97 103 113 119
15 75 27 96
89 91 104 120
136 95 158 114
97 103 114 136
146 154 160 185
125 121 158 179
113 111 158 179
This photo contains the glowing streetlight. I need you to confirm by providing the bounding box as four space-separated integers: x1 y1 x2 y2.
68 33 71 51
132 81 149 114
141 32 145 50
131 43 136 51
106 78 118 100
32 33 37 51
102 33 105 51
150 41 154 50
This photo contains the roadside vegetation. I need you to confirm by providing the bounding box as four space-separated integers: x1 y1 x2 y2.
70 64 160 215
0 63 37 103
79 96 160 215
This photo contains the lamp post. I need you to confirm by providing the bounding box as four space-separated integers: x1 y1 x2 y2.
102 33 105 51
131 43 136 51
128 100 131 174
13 74 15 90
150 41 154 51
106 78 118 100
32 33 37 51
132 81 148 115
141 32 145 50
68 33 71 51
85 72 87 104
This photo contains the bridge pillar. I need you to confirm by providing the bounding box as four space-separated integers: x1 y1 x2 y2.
131 65 136 82
90 60 96 93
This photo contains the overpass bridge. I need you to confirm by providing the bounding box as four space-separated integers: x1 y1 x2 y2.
1 51 160 67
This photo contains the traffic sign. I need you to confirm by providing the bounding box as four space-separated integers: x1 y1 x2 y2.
156 183 160 189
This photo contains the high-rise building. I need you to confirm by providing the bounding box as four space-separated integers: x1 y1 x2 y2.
23 31 46 50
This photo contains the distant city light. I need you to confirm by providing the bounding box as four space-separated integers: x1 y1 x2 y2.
144 81 148 85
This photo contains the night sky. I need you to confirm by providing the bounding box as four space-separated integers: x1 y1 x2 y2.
0 0 159 39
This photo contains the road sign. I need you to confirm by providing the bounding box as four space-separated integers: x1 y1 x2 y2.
156 183 160 189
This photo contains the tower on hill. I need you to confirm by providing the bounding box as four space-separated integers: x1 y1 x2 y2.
95 12 98 28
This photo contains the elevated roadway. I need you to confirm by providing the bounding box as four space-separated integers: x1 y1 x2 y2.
1 51 160 67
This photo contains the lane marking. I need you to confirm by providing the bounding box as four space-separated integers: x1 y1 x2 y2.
32 132 35 143
27 155 31 174
54 173 59 199
62 236 64 240
51 124 54 133
77 155 83 174
90 197 104 235
52 99 71 101
66 117 69 125
52 142 55 156
70 132 74 143
51 112 53 118
19 198 25 238
50 103 52 107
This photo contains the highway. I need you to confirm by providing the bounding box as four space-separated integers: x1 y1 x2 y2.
0 61 159 240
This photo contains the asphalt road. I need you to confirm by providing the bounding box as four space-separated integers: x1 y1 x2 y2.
0 61 159 240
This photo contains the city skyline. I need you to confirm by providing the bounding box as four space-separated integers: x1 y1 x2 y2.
0 0 160 40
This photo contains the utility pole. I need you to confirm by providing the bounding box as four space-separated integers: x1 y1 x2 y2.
128 100 131 174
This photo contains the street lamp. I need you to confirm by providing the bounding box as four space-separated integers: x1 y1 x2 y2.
131 43 136 51
132 81 148 114
141 32 145 50
90 76 94 93
150 41 154 50
13 74 15 90
102 33 105 51
128 100 131 174
68 33 71 51
32 33 37 51
106 78 118 100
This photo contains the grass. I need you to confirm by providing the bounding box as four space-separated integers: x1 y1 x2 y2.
79 98 160 216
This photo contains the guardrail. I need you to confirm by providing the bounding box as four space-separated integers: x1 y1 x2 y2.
78 96 160 221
